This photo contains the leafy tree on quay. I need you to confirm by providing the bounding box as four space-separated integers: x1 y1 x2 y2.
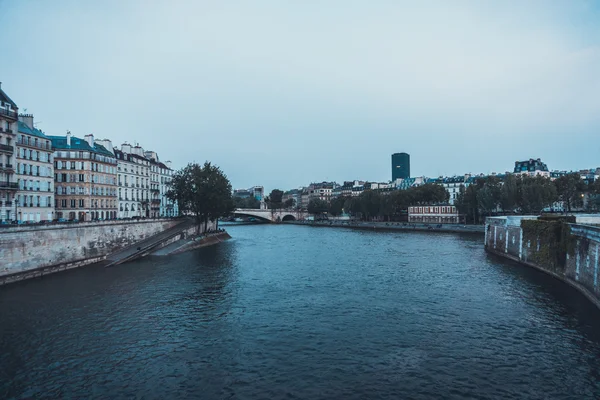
588 179 600 211
265 189 284 211
517 175 557 214
328 196 348 217
167 162 234 234
476 176 502 218
307 198 329 220
358 190 382 221
554 173 584 213
283 198 295 209
500 174 519 212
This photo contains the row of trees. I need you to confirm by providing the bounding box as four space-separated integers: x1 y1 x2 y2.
456 173 600 224
307 183 449 221
302 173 600 223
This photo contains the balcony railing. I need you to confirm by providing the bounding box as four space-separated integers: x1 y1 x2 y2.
0 182 18 190
0 144 14 153
0 108 17 119
16 139 52 151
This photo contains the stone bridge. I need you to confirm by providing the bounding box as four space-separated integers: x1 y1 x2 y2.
233 208 306 223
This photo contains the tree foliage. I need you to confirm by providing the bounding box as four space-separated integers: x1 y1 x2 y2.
554 173 584 212
328 196 348 216
517 176 557 214
233 196 260 209
307 198 329 217
167 162 234 233
265 189 284 210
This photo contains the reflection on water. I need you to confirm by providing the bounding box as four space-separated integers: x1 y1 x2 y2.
1 224 600 399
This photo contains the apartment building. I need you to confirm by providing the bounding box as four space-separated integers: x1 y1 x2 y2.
50 133 117 221
115 144 150 218
0 84 19 222
15 114 54 222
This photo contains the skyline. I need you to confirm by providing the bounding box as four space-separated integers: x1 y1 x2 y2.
2 0 599 192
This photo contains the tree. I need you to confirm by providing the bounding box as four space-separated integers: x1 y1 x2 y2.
233 196 260 209
307 198 329 219
555 173 584 213
266 189 284 210
328 196 348 216
284 198 295 209
358 190 382 221
500 174 518 212
167 162 234 234
477 176 501 217
518 175 557 214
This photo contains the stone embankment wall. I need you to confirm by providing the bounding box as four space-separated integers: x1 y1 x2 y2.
293 220 485 234
486 215 600 308
0 219 181 282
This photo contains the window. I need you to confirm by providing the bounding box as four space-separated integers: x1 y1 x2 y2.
79 199 84 207
61 199 67 208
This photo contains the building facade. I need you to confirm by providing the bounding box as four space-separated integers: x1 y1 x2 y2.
159 161 176 217
115 144 151 218
392 152 410 181
50 133 117 221
514 158 549 177
146 151 177 217
0 84 19 222
408 204 459 224
15 114 54 222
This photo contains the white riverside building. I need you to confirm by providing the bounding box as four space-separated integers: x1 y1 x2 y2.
15 114 54 222
115 144 151 218
145 150 177 218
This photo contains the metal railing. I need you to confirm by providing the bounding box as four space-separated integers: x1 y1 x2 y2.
0 182 19 189
0 108 17 119
0 144 14 153
16 139 51 151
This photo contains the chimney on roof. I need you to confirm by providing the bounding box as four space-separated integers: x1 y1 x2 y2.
66 130 71 147
18 114 34 130
121 143 132 154
96 139 114 155
84 134 94 147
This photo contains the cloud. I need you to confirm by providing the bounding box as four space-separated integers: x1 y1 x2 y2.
1 0 599 189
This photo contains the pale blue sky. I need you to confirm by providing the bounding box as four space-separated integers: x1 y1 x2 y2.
1 0 599 192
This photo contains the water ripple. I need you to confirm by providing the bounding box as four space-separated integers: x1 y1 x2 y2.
1 225 600 399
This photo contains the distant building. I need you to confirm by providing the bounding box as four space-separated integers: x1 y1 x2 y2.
514 158 549 177
408 205 459 224
282 188 302 209
438 175 466 205
308 181 338 203
233 186 264 201
392 152 410 181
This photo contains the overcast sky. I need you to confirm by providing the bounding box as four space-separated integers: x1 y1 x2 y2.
1 0 599 192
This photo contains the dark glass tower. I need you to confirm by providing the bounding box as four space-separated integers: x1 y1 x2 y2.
392 153 410 181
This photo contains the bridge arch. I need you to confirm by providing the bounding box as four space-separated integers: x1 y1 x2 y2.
281 214 296 222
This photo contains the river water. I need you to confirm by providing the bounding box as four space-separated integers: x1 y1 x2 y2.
2 224 600 399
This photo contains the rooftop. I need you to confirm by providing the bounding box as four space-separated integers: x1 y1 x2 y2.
18 120 48 139
48 135 114 158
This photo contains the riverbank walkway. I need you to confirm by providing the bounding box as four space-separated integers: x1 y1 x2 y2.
103 219 196 267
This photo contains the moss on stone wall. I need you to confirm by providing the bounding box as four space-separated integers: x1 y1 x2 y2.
521 219 575 273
